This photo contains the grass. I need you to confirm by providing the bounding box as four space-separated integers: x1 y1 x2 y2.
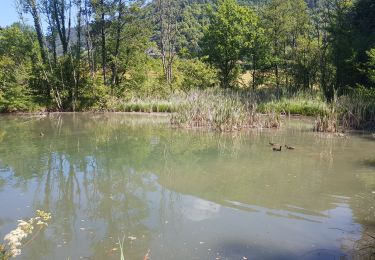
257 97 329 117
336 88 375 129
4 85 373 132
96 89 324 131
102 96 179 113
118 101 177 113
171 89 262 131
118 236 125 260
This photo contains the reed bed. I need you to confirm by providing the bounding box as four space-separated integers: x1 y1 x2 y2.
336 89 375 129
104 87 374 132
171 89 260 131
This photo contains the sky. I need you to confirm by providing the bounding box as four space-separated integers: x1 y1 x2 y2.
0 0 75 29
0 0 21 27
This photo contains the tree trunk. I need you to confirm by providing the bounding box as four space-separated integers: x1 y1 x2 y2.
73 0 82 111
51 0 71 55
111 0 123 88
100 0 107 85
157 0 178 86
275 64 280 99
252 54 257 90
29 0 47 64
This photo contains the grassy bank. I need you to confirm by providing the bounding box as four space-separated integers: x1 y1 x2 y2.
257 98 329 117
2 88 374 132
111 100 178 113
101 90 329 116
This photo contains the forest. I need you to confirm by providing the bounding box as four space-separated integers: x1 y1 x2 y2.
0 0 374 128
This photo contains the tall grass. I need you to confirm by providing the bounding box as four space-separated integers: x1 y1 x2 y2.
118 236 125 260
336 88 375 129
311 88 375 132
171 89 260 131
104 96 179 113
313 110 338 133
257 97 329 117
96 87 374 132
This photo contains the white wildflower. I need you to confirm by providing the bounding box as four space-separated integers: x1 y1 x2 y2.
2 210 52 257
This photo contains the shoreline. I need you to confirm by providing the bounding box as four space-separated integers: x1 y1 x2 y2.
0 111 172 117
1 112 373 132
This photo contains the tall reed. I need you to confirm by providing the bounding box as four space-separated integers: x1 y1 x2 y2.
171 89 259 131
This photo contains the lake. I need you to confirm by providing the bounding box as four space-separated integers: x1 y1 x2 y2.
0 113 374 259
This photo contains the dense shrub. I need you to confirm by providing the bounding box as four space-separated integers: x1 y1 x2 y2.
177 59 219 92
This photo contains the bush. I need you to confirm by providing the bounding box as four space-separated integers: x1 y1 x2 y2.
177 59 219 92
0 57 38 112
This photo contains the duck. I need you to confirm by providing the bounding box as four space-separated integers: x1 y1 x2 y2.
40 132 45 137
273 146 282 151
285 145 295 150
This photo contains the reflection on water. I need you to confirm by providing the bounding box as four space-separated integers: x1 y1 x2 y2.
0 113 374 259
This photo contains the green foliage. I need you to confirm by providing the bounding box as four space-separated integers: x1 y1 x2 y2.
201 0 259 87
118 101 176 113
292 36 320 90
176 59 219 92
108 2 152 93
0 24 41 112
177 3 211 57
262 0 311 91
365 48 375 85
257 97 329 116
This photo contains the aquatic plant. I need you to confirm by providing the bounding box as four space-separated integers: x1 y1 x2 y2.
263 112 281 129
118 236 125 260
312 88 375 132
313 111 338 133
336 88 375 129
1 210 51 259
171 89 259 131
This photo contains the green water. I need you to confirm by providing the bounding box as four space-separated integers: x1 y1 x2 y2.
0 114 374 260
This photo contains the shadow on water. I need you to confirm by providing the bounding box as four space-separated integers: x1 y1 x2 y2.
210 241 351 260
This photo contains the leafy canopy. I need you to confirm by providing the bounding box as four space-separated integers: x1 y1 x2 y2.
202 0 259 87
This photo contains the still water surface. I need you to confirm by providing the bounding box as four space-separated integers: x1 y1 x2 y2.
0 114 374 260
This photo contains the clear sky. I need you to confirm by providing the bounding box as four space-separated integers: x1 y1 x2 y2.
0 0 21 27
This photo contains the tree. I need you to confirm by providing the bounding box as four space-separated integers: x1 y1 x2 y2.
156 0 180 85
107 1 152 93
50 0 72 55
262 0 310 95
248 26 271 90
347 0 375 88
201 0 259 88
0 24 38 112
22 0 47 64
177 2 211 57
365 49 375 86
